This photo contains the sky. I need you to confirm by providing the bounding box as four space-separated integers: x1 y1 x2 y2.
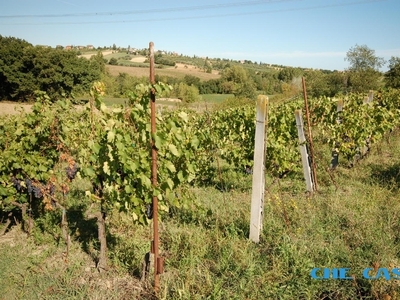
1 0 399 71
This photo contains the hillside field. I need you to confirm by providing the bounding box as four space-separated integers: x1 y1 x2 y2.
105 64 220 81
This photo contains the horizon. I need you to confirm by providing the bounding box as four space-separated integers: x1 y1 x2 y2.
1 0 399 71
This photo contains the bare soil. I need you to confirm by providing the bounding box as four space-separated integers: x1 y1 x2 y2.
0 102 32 115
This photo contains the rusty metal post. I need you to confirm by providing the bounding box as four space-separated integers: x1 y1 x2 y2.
149 41 160 293
302 77 318 191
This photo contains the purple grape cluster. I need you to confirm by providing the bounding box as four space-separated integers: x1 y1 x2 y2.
49 183 56 196
32 186 43 198
146 204 153 219
66 163 78 180
11 177 22 191
25 178 33 194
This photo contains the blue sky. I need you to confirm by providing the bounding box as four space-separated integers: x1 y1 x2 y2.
1 0 399 71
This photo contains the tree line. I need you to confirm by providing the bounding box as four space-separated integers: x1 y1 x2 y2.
0 35 105 101
2 35 400 103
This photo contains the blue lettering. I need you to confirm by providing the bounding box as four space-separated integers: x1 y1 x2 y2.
376 268 391 280
311 268 353 280
339 268 353 280
311 268 322 279
391 268 400 280
363 268 374 279
323 268 331 279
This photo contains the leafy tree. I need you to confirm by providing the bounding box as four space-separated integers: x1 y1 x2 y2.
109 57 118 65
173 82 200 103
198 79 223 94
325 72 347 96
221 65 256 99
183 75 201 87
304 70 329 98
0 35 33 99
385 56 400 88
0 36 105 101
277 67 303 83
203 60 212 73
345 44 385 92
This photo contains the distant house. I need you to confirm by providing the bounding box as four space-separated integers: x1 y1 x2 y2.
127 48 138 55
87 45 94 50
65 45 72 50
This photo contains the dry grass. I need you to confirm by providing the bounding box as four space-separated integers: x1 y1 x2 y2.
106 64 220 81
0 102 32 115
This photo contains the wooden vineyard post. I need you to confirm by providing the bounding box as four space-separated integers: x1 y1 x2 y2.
295 110 314 193
361 91 374 156
249 95 268 243
149 41 163 294
331 100 343 169
302 77 318 191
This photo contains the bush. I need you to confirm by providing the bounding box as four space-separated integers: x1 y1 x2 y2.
109 57 118 65
174 82 200 103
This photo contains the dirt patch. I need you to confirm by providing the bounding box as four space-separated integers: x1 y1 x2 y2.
0 102 32 115
158 98 181 102
130 56 147 63
79 50 114 59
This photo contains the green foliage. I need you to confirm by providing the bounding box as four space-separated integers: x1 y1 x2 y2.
198 78 223 94
221 65 257 99
310 89 400 162
154 54 176 67
108 57 118 65
173 82 200 103
0 36 104 101
2 80 400 299
346 44 385 72
277 67 303 83
345 44 385 93
385 56 400 88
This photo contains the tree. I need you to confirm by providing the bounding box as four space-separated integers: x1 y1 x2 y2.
0 36 104 101
385 56 400 88
304 70 329 98
174 82 200 103
183 75 200 87
221 65 256 99
277 67 303 83
109 57 118 65
345 44 385 92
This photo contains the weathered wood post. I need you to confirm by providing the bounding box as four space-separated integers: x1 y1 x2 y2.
295 110 314 192
149 41 163 294
302 77 318 191
362 91 373 156
331 99 343 169
249 95 268 243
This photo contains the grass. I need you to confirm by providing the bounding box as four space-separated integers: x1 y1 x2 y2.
106 65 220 81
200 94 233 103
1 126 400 298
99 94 234 112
